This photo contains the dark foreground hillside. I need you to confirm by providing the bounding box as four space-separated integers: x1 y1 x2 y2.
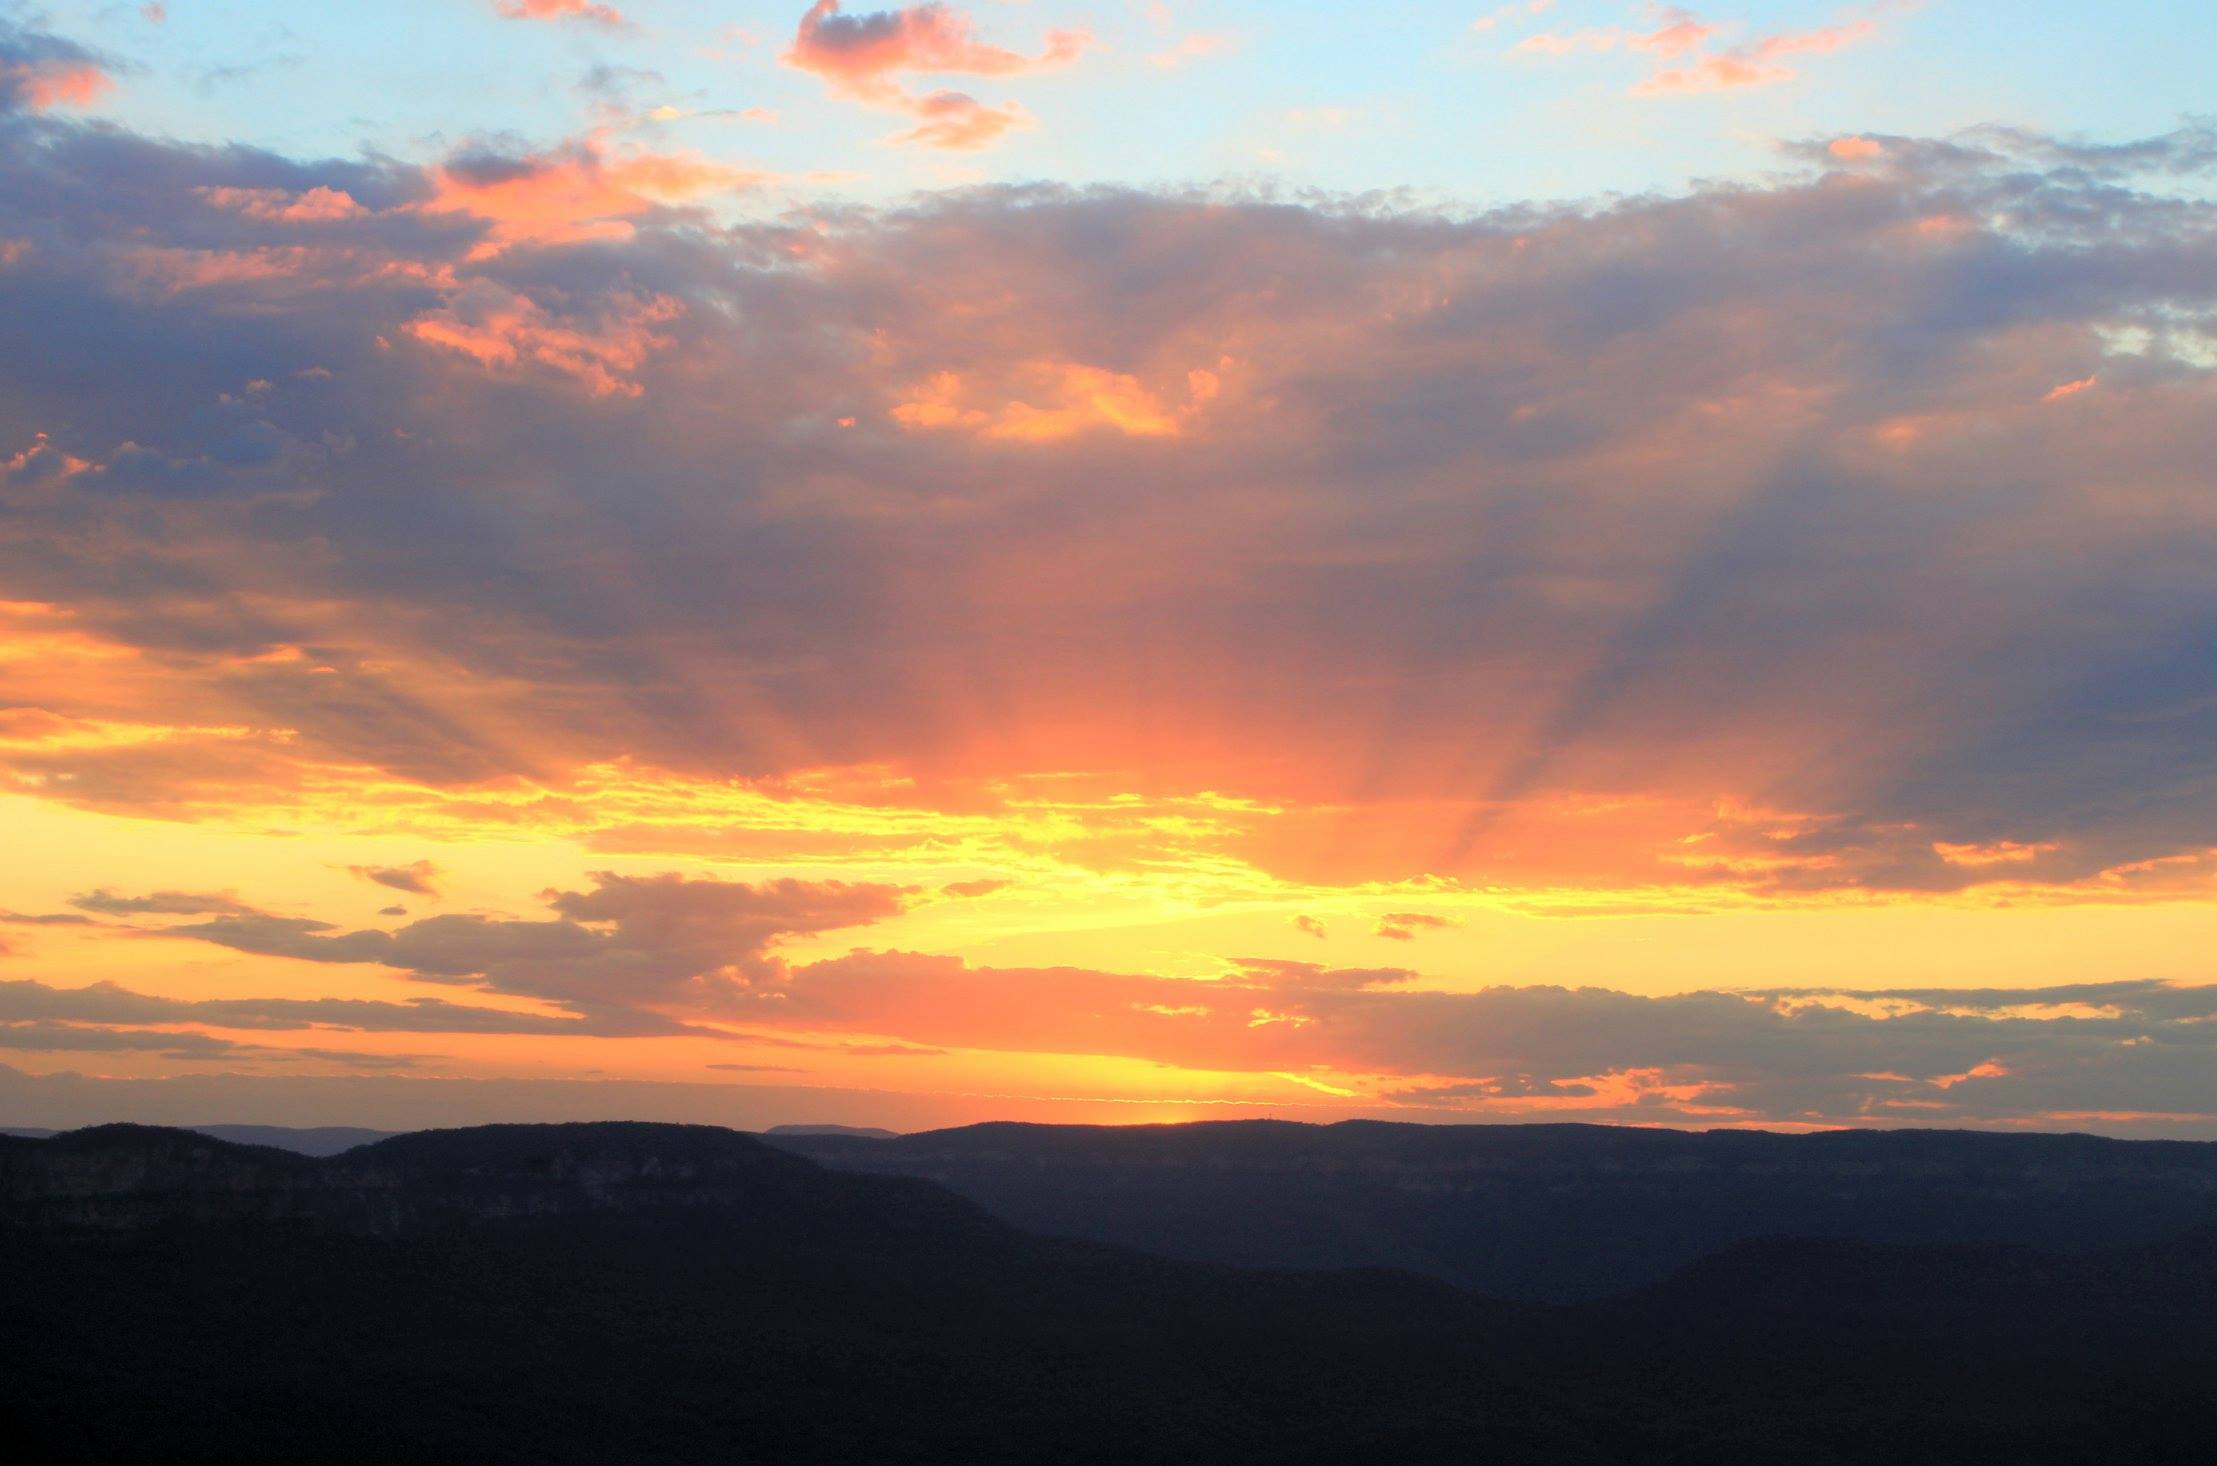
767 1118 2217 1300
3 1122 2214 1465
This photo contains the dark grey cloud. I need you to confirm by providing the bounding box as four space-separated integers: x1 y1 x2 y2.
0 976 679 1037
0 1059 988 1133
123 872 910 1022
0 1020 247 1057
743 952 2217 1129
0 909 97 926
346 860 441 896
1374 913 1453 941
0 1017 416 1068
70 889 262 917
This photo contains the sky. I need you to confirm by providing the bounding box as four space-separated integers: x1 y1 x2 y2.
2 1 2215 1137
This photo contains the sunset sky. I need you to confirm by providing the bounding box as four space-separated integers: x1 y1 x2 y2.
4 0 2215 1135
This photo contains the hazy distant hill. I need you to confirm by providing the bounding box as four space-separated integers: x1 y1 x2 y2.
3 1121 2214 1463
763 1123 900 1140
1 1123 391 1156
186 1123 395 1155
766 1117 2217 1301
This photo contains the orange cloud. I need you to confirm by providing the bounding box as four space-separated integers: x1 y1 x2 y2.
891 361 1218 440
115 246 335 294
1 435 95 489
406 284 684 397
494 0 625 26
1829 136 1885 160
2044 374 2098 402
425 137 768 255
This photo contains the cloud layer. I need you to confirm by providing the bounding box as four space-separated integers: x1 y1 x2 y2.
3 83 2212 900
14 879 2217 1130
2 12 2214 1131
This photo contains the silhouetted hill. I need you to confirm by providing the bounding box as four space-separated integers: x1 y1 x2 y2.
4 1122 2214 1464
0 1120 990 1241
1576 1224 2217 1462
767 1118 2217 1300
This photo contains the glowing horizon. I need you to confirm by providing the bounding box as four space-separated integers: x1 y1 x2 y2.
3 1 2216 1136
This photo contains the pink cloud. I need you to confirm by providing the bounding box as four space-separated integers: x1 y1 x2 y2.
1631 52 1789 94
786 1 1086 99
424 136 770 255
1626 8 1717 59
493 0 626 26
891 360 1220 440
1512 7 1882 97
783 2 1087 148
1 58 111 111
1472 1 1556 35
197 186 369 224
1508 28 1616 57
1147 33 1237 70
888 90 1027 150
1753 18 1877 60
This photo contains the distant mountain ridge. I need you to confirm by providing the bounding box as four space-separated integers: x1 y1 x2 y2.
0 1121 976 1239
4 1121 2214 1463
766 1116 2217 1301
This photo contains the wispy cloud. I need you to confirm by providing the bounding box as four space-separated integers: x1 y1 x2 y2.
1147 33 1237 71
1509 5 1882 96
493 0 627 28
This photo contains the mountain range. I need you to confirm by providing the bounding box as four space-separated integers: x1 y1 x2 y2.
3 1120 2213 1463
765 1117 2217 1300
